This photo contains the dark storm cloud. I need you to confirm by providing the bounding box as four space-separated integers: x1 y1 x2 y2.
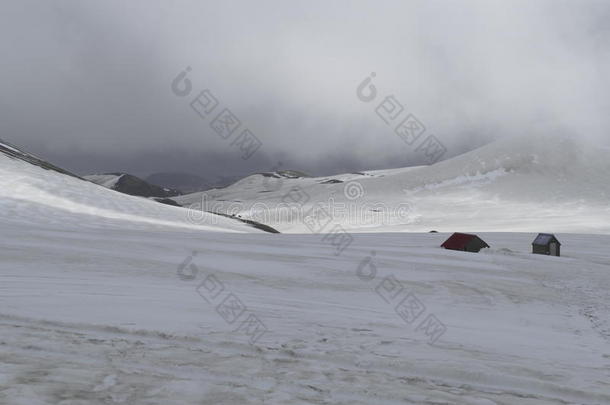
1 0 609 178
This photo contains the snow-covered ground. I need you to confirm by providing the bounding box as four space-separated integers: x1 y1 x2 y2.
1 139 610 404
2 225 610 404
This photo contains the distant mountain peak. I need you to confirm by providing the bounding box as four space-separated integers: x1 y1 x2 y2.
84 173 181 198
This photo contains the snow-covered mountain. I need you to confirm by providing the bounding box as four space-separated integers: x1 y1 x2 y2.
0 138 82 179
145 171 310 194
175 134 610 234
0 140 259 233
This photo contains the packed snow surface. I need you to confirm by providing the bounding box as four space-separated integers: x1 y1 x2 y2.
2 226 610 404
1 138 610 404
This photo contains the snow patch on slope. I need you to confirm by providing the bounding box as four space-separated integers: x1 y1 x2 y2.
84 173 124 188
405 168 511 194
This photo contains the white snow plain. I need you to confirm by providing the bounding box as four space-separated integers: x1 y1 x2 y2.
1 137 610 404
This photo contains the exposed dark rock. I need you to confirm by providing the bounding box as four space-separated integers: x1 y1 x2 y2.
110 173 181 198
211 212 280 234
259 170 310 179
87 173 182 198
152 198 181 207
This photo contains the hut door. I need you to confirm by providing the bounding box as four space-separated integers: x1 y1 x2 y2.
549 242 558 256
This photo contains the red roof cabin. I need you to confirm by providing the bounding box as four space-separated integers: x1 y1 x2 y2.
441 233 490 253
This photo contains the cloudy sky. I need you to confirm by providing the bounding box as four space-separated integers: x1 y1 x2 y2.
1 0 609 180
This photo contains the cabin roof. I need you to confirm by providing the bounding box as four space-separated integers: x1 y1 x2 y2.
441 232 488 250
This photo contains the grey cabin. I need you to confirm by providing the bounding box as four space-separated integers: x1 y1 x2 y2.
532 233 561 257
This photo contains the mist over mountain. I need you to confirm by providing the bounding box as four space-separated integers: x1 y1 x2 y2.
146 172 229 193
2 0 609 178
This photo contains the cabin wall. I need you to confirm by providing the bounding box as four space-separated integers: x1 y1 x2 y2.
466 239 487 253
533 245 549 255
550 244 560 257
